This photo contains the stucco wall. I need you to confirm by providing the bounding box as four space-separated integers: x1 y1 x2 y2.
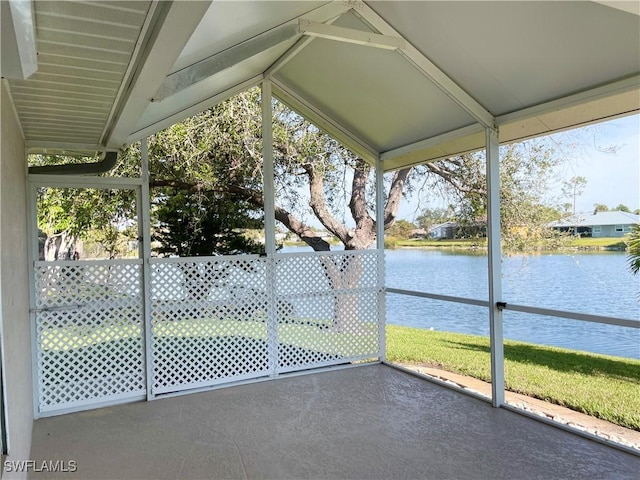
592 225 629 238
0 81 32 480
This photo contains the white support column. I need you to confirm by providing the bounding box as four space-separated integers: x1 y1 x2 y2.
140 138 154 400
26 181 40 418
261 80 278 377
486 127 504 407
375 157 386 362
262 80 277 255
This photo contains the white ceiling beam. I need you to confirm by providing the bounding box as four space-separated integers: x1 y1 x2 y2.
104 0 212 149
496 74 640 127
297 19 406 50
265 1 352 78
153 23 301 102
157 0 355 99
592 1 640 16
354 1 495 129
272 78 379 164
380 124 483 163
128 75 264 145
1 0 38 79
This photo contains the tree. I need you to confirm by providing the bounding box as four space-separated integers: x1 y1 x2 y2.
562 176 587 216
561 176 587 237
416 207 453 231
593 204 608 213
386 220 416 239
153 189 263 257
138 88 410 252
413 142 567 250
35 183 136 260
614 204 630 212
35 87 572 258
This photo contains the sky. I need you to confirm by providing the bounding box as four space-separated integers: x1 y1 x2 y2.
558 114 640 213
396 113 640 222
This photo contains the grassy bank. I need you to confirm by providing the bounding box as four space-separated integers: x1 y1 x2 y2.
390 238 485 249
386 325 640 431
389 237 628 251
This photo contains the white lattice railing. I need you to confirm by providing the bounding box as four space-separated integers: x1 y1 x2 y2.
150 255 271 394
34 251 383 411
274 251 381 373
33 260 145 413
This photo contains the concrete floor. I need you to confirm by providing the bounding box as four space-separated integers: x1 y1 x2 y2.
29 364 639 480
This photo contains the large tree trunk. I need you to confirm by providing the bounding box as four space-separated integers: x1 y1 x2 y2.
43 232 76 261
153 163 413 331
320 254 365 332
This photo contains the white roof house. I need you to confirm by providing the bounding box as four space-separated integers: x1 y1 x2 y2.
1 1 639 474
429 222 458 239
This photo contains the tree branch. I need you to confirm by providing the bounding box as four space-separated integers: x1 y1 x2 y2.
306 164 350 244
383 167 411 229
425 162 486 196
349 161 373 230
151 177 331 251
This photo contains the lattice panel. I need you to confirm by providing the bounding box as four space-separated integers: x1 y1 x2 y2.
34 261 145 412
274 252 381 372
150 256 272 393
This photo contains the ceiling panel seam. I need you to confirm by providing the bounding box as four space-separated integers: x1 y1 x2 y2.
18 80 120 92
74 1 152 15
38 39 133 55
29 72 122 84
36 62 126 75
26 141 106 151
35 12 143 30
38 52 129 67
11 85 117 96
37 26 139 43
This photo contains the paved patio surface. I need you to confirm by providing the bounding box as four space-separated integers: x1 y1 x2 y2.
399 363 640 451
29 364 639 480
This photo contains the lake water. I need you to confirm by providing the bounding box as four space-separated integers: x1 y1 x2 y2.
283 246 640 359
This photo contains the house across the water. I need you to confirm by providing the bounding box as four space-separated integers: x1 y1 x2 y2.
548 211 640 237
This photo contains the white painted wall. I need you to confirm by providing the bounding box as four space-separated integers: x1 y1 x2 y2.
0 81 32 480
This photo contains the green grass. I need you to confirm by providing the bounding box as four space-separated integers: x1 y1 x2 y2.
570 237 628 249
388 236 629 251
392 238 486 249
386 325 640 431
41 316 378 357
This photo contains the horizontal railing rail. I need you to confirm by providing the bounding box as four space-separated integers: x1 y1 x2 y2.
498 302 640 329
386 288 490 308
386 288 640 329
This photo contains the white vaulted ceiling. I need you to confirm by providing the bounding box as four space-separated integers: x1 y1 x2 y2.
4 1 639 169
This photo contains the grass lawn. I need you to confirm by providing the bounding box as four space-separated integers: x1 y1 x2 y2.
570 237 628 249
394 238 485 248
388 236 629 251
386 324 640 431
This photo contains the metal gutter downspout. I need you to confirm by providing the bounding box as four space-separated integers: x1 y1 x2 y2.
28 151 118 175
